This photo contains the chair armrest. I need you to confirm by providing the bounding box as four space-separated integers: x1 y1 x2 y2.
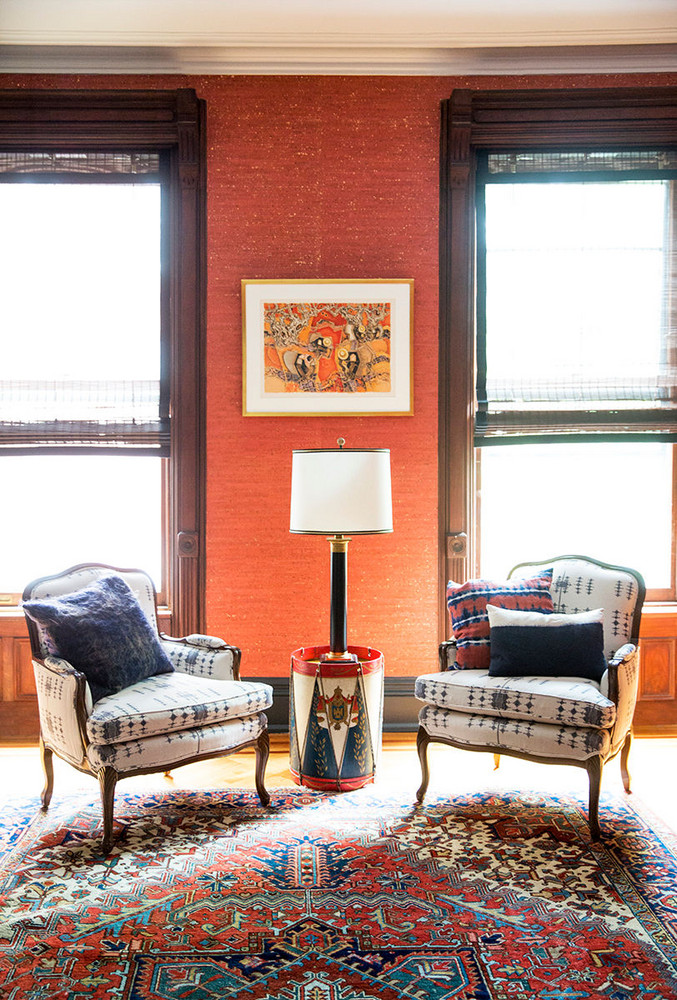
438 639 458 672
33 656 90 767
160 634 241 681
606 643 640 754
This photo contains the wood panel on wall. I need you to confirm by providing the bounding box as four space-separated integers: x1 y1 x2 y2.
0 616 39 744
635 608 677 735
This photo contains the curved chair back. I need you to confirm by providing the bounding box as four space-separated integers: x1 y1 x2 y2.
510 554 645 660
22 563 160 660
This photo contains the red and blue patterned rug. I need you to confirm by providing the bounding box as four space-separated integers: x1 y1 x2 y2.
1 786 677 999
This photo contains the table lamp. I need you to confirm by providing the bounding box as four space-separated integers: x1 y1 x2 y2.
290 438 392 661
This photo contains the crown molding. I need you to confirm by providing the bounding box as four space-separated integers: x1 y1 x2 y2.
1 42 676 76
2 24 677 48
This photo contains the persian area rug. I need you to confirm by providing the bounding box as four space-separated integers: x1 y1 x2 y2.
1 787 677 1000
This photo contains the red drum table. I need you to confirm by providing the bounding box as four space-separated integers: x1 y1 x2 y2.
289 645 384 791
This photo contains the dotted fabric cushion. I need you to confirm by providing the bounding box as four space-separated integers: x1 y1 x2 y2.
487 605 607 682
446 570 554 669
23 574 174 703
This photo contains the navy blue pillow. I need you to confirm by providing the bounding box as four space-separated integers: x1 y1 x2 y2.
23 574 173 703
487 605 607 682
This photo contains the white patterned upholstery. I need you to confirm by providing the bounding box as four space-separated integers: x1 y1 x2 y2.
416 555 645 838
87 673 273 744
33 656 89 767
160 636 237 681
608 644 641 756
415 670 615 729
510 557 640 660
87 713 267 772
418 705 612 761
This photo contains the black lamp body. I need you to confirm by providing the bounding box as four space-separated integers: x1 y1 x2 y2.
325 535 358 662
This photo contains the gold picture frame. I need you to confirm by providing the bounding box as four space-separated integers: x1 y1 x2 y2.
242 279 413 416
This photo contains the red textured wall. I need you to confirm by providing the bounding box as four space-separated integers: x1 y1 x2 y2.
205 75 445 679
3 71 675 678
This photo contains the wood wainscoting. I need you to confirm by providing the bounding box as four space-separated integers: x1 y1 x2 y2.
635 606 677 736
0 613 38 742
1 608 676 743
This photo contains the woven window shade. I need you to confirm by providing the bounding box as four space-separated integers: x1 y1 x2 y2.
476 152 677 444
0 380 168 454
0 152 160 177
488 151 677 177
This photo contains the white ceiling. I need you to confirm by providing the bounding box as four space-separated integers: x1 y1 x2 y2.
1 0 676 75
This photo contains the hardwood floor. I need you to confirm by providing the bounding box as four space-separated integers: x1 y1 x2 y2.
2 734 676 835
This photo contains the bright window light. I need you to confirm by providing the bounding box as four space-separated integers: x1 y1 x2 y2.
479 442 672 589
1 455 163 596
480 177 674 592
0 183 163 597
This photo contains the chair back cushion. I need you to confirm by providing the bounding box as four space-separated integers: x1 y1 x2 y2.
22 569 172 703
23 563 160 656
509 555 645 660
446 570 554 669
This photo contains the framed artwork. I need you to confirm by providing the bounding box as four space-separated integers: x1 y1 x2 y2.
242 279 413 416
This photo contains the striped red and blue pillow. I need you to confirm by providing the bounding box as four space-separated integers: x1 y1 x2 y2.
446 570 554 669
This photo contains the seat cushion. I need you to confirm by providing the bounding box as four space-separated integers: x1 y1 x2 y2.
415 669 615 729
87 672 273 745
23 574 173 703
446 571 554 669
86 713 268 773
418 705 612 761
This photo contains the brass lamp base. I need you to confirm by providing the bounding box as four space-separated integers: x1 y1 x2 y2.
320 649 359 663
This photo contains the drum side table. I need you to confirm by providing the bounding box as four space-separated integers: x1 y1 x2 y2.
289 645 384 791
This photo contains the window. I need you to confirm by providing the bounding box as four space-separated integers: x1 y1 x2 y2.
0 175 165 596
440 88 677 614
0 91 205 633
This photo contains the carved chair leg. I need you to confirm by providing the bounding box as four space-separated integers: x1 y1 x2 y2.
416 726 430 803
98 767 118 854
255 730 271 807
493 753 501 770
586 756 603 841
39 737 54 811
620 731 632 794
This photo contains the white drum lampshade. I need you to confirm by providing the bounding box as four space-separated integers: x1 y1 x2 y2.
290 445 393 536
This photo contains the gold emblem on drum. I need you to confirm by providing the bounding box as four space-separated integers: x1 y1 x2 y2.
317 686 358 731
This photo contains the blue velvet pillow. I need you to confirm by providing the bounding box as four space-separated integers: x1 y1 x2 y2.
23 574 174 703
487 605 607 682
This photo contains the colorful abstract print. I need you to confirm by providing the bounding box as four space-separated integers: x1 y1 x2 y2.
1 787 677 999
263 301 392 394
446 571 554 669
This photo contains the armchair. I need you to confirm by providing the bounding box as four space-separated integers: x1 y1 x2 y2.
415 555 645 838
22 563 273 852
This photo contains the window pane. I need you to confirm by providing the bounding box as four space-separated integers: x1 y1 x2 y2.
0 455 162 596
483 180 669 408
0 184 162 426
478 442 673 590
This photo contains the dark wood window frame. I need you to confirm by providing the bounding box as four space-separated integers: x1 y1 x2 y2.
0 88 207 635
439 86 677 632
